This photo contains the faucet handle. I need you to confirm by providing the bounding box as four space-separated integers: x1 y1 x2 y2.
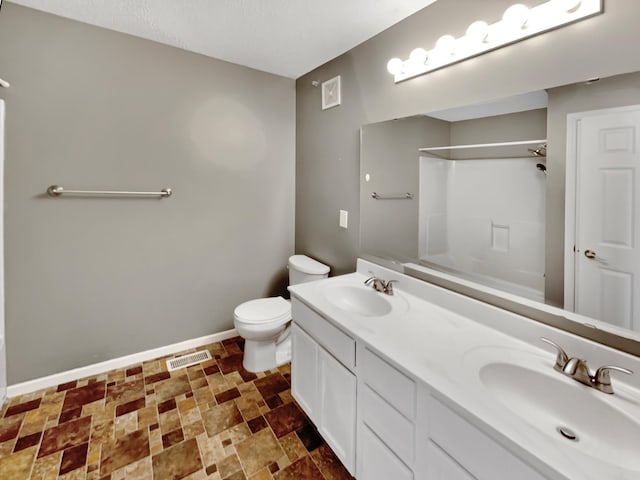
540 337 570 372
383 279 397 295
593 365 633 394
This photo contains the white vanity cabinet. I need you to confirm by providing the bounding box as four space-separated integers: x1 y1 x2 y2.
416 388 549 480
291 301 357 475
290 295 551 480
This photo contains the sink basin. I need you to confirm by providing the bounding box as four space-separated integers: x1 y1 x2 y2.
321 284 406 317
478 360 640 471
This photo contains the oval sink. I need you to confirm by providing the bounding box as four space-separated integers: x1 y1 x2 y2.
479 361 640 471
322 284 401 317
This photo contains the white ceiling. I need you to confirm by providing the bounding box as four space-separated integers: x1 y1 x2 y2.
8 0 438 78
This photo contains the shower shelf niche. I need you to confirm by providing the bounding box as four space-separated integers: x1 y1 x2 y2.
419 139 547 160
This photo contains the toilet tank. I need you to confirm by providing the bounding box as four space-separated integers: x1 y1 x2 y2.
288 255 330 285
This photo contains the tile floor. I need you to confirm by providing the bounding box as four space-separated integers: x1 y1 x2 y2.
0 337 354 480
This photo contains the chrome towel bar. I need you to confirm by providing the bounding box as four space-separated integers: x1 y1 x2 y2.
47 185 172 198
371 192 413 200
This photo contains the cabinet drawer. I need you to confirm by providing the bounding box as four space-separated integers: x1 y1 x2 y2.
362 385 415 466
362 347 416 419
427 440 477 480
428 397 547 480
359 424 413 480
292 300 355 370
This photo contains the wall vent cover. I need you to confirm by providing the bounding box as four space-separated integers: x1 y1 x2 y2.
166 350 212 372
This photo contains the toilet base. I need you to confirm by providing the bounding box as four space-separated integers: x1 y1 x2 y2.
242 331 292 373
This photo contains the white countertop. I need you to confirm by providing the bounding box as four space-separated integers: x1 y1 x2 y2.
288 259 640 480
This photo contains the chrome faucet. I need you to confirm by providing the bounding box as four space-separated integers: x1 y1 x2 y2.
541 338 633 394
364 273 397 295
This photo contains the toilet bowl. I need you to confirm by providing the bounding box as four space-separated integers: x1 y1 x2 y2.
233 255 329 372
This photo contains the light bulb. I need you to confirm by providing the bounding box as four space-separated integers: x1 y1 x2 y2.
409 48 428 65
466 20 489 43
386 58 404 75
502 4 529 28
435 35 456 55
553 0 582 13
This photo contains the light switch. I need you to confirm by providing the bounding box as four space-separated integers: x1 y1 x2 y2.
339 210 348 229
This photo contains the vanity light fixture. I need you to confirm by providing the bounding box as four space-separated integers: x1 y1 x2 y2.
387 0 603 83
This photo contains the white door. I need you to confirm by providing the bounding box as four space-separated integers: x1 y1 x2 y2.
0 100 5 404
574 106 640 330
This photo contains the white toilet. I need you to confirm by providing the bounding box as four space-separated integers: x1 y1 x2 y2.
233 255 329 372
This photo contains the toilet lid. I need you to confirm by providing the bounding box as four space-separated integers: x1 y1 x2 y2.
234 296 291 324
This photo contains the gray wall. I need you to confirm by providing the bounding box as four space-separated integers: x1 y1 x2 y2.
360 116 448 261
296 0 640 277
545 71 640 306
0 4 295 383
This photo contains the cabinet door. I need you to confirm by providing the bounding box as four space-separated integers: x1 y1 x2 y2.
318 347 357 474
359 424 413 480
291 324 318 419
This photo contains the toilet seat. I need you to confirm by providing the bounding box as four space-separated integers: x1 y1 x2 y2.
233 296 291 326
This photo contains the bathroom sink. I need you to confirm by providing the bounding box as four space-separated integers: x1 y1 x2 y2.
478 360 640 471
321 284 406 317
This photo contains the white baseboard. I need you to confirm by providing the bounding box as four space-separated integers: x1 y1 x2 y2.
7 329 238 398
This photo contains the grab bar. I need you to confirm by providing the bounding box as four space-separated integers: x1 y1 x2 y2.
371 192 413 200
47 185 172 198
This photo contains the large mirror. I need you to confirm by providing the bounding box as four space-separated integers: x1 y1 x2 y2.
360 70 640 353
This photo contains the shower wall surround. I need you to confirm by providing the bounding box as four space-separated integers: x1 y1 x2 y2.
0 4 295 383
419 156 545 300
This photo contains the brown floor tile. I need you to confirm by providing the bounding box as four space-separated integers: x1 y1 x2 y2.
295 425 323 452
215 387 241 404
61 382 106 411
126 366 143 377
38 416 92 458
202 402 243 437
155 375 192 402
159 410 181 435
0 339 351 480
4 398 42 417
161 428 184 449
58 407 82 425
0 416 22 442
100 429 150 476
115 397 145 417
203 364 220 376
249 468 273 480
105 379 144 405
310 444 354 480
278 431 308 463
157 398 176 414
218 452 243 478
0 445 37 480
247 416 268 434
144 371 171 385
273 455 324 480
264 402 308 438
254 374 290 400
235 428 285 476
152 437 202 480
13 431 42 452
59 442 88 475
217 356 257 383
56 381 78 393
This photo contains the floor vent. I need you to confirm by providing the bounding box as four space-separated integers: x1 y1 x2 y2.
166 350 212 372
